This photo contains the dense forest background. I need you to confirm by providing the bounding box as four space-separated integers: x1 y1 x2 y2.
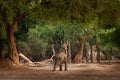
0 0 120 66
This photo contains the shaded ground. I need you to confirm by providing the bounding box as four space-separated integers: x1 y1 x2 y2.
0 63 120 80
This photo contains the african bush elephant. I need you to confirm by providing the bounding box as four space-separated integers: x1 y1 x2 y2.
53 49 68 71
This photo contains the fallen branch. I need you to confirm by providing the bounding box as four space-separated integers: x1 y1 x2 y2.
18 51 33 63
50 44 56 59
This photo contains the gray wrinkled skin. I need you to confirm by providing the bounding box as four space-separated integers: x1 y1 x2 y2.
53 50 68 71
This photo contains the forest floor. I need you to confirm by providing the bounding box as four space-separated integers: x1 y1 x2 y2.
0 62 120 80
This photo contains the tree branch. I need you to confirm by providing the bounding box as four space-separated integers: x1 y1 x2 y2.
51 44 56 59
10 12 29 33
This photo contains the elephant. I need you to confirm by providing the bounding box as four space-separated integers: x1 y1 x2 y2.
53 48 68 71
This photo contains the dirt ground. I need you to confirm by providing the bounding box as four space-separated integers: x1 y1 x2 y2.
0 63 120 80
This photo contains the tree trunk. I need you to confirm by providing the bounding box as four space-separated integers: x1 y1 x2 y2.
108 48 112 65
67 41 71 64
75 38 85 63
1 12 28 65
108 53 111 65
95 39 100 63
84 43 89 63
6 22 19 64
90 44 93 62
7 30 19 64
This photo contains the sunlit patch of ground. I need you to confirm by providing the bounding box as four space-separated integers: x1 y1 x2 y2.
28 62 120 71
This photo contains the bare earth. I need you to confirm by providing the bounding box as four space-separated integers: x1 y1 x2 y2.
0 63 120 80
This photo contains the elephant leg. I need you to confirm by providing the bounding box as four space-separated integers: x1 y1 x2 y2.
59 65 62 71
65 62 67 71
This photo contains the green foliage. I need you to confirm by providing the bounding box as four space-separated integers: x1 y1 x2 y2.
15 16 39 41
17 41 30 56
28 38 47 61
0 0 120 25
111 25 120 48
52 25 65 43
1 0 120 60
0 25 8 58
96 0 120 27
28 24 52 42
64 23 84 41
17 38 47 61
0 0 32 23
0 26 6 41
27 23 65 44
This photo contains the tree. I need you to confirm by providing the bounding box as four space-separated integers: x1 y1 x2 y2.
0 0 120 65
0 0 42 64
64 23 87 63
